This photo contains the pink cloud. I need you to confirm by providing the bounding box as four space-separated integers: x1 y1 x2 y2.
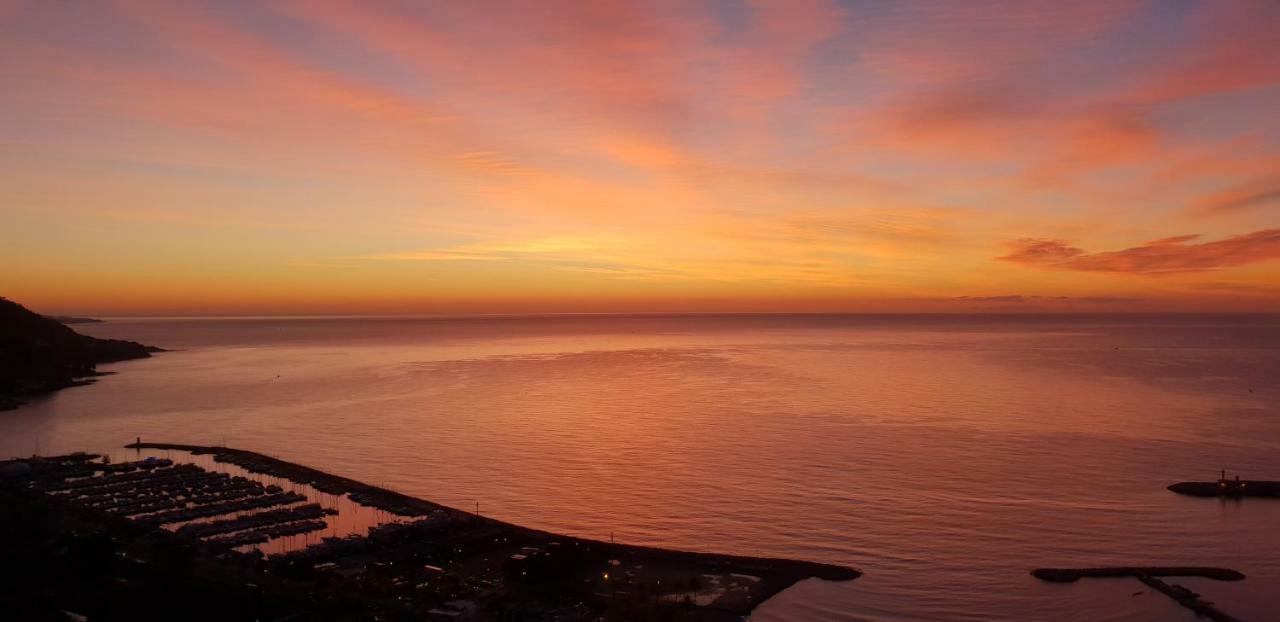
839 0 1278 192
1125 1 1280 105
999 230 1280 275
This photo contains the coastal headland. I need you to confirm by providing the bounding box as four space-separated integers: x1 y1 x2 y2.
1 442 859 621
0 297 160 410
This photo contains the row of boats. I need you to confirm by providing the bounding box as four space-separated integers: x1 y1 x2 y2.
9 455 336 552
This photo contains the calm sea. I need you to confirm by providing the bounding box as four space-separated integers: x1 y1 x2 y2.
3 314 1278 621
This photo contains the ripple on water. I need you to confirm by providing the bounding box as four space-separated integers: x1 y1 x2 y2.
3 315 1277 621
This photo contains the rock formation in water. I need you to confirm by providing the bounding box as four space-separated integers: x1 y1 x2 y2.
0 297 160 410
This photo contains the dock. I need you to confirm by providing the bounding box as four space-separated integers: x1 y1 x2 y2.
7 453 329 551
1169 469 1280 498
1169 480 1280 498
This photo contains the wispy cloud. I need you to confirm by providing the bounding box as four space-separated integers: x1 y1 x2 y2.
368 237 608 262
999 230 1280 275
1191 186 1280 217
953 295 1142 304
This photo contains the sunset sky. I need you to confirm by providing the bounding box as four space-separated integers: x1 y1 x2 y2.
2 1 1278 315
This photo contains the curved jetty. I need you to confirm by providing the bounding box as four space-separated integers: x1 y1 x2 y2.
1032 567 1245 622
109 441 859 620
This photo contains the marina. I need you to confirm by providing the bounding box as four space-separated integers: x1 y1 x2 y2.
1 442 860 620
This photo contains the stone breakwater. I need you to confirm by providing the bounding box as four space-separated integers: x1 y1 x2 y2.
1032 567 1245 622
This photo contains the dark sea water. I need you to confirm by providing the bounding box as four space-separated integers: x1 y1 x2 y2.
3 314 1278 621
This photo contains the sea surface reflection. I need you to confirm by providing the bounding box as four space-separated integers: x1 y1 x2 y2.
3 314 1277 621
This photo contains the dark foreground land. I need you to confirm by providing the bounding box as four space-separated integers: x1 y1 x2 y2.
1 443 858 621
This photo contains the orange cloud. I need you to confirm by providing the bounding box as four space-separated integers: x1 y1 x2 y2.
999 230 1280 275
4 1 1280 314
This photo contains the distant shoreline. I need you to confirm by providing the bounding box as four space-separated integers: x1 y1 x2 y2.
47 315 104 324
45 311 1280 322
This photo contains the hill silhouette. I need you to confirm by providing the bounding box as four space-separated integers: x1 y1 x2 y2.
0 298 159 410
